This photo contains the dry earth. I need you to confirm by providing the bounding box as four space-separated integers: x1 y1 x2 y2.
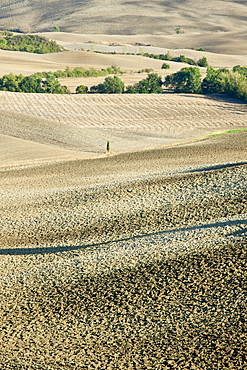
0 4 247 365
1 0 247 54
0 131 246 369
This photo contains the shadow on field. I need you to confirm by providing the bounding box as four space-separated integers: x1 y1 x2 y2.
184 161 247 173
1 218 246 256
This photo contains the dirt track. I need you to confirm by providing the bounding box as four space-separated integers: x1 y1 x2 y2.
0 131 246 369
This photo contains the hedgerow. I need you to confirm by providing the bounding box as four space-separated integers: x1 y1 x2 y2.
0 34 65 53
0 66 122 94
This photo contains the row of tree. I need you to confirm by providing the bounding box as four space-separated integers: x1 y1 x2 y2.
140 52 208 67
165 66 247 100
32 65 122 79
0 73 69 93
0 66 247 101
94 50 208 67
87 74 163 94
76 67 247 101
0 66 123 94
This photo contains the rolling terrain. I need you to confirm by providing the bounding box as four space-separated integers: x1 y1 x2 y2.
0 92 246 167
0 131 246 369
0 2 246 368
1 0 247 54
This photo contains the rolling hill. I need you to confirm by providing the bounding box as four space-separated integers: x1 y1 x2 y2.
0 0 247 54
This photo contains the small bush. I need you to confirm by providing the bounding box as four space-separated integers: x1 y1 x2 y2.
76 85 88 94
52 26 60 32
138 68 154 73
175 27 184 34
161 63 170 69
197 57 208 67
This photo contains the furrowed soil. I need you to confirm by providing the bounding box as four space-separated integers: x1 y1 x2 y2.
0 131 246 369
1 1 247 55
0 1 247 367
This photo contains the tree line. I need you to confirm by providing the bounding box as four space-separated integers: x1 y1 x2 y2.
0 65 247 102
0 66 122 94
76 66 247 102
94 50 208 67
0 33 64 53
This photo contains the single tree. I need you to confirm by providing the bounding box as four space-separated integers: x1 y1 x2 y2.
42 73 68 94
0 73 23 92
19 75 43 93
201 67 226 94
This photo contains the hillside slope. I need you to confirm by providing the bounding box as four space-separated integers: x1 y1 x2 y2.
0 132 246 369
0 0 247 42
0 92 246 167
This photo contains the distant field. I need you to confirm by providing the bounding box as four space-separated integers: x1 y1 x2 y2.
0 29 246 164
1 0 247 54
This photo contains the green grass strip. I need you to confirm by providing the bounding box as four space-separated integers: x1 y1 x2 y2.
207 129 247 137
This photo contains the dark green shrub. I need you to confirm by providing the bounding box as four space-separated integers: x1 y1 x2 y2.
198 57 208 67
175 27 184 34
76 85 89 94
161 63 170 69
232 65 247 77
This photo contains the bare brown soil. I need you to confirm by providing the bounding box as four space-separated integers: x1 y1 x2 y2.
0 6 246 364
0 131 246 369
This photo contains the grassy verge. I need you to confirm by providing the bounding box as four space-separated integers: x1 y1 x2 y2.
207 129 247 137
